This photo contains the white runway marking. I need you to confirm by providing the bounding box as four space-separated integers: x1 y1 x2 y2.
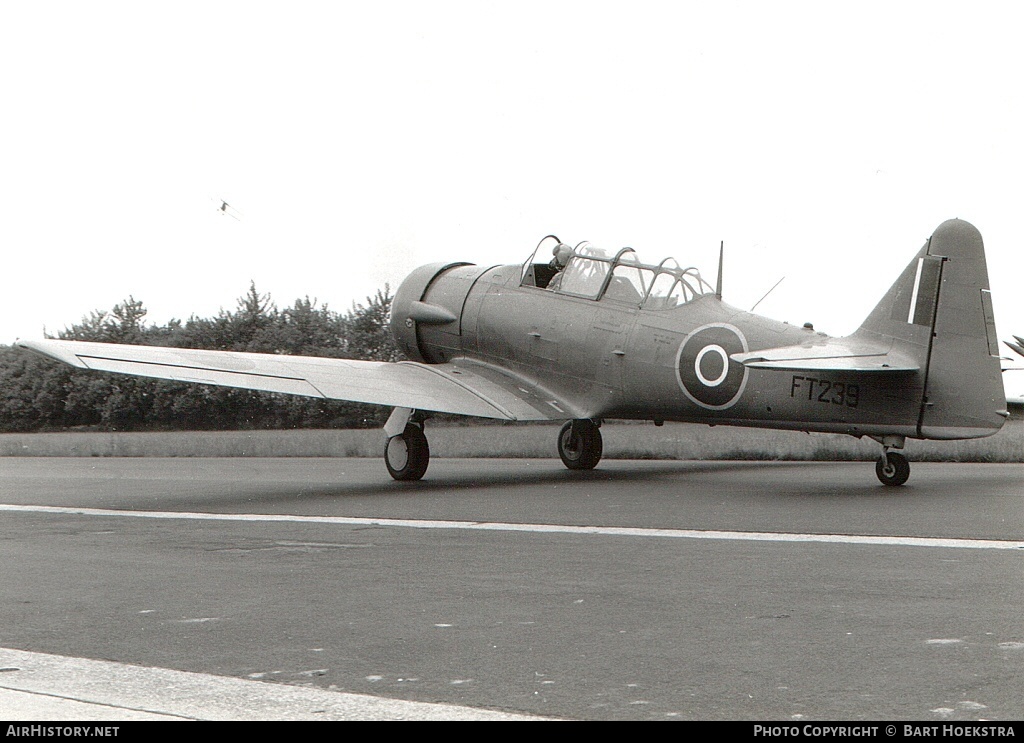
0 647 550 721
3 503 1023 551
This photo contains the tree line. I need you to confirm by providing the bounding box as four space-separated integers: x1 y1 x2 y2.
0 284 400 433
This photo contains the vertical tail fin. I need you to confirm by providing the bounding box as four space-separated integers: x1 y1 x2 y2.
855 219 1006 438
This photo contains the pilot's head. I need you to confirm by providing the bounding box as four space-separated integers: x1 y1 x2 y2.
552 243 573 269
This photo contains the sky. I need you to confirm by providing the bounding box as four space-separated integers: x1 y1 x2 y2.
2 2 1023 394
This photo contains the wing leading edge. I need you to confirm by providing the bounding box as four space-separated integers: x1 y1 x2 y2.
17 339 568 422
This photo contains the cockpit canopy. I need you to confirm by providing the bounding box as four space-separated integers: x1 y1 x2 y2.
520 235 713 310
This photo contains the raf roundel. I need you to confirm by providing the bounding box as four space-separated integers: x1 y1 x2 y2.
675 323 749 410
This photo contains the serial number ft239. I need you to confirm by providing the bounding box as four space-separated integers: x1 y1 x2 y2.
790 376 860 408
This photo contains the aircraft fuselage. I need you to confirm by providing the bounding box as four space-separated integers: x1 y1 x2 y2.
392 262 943 439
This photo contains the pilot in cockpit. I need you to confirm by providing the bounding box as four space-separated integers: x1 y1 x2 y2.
546 243 573 290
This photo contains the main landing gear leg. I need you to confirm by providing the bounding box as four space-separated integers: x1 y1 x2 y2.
557 419 603 471
871 435 909 487
384 407 430 481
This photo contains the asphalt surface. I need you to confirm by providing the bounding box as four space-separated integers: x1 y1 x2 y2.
0 457 1022 721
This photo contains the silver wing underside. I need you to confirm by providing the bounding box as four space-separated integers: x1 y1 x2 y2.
17 339 572 422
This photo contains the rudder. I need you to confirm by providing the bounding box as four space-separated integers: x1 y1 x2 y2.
855 219 1005 439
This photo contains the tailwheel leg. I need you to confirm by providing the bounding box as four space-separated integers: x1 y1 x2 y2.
871 435 909 487
557 419 603 470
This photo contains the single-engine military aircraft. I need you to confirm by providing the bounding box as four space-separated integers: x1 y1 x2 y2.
18 218 1008 486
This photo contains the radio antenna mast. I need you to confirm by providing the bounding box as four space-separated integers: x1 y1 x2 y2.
750 276 785 313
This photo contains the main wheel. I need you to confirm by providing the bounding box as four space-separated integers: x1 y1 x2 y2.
875 452 910 486
557 420 603 470
385 424 430 481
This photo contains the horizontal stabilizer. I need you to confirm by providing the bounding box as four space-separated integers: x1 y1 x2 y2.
731 339 919 373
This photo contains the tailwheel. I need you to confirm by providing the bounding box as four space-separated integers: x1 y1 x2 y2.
875 451 910 487
557 419 603 470
385 423 430 481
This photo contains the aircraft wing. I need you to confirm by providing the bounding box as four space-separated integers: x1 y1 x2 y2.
731 339 919 373
16 339 570 422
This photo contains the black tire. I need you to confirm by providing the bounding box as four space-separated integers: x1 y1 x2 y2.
875 452 910 487
385 424 430 481
557 420 603 470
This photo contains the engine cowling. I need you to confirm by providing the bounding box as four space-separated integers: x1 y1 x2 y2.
391 262 492 363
